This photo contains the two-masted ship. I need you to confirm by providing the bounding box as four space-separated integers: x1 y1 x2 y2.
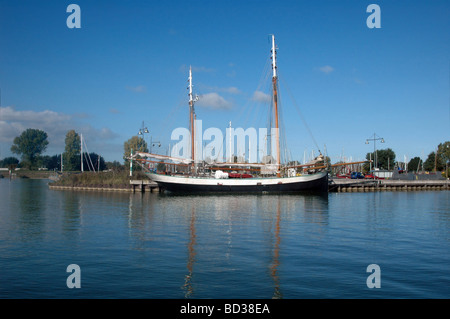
130 35 329 193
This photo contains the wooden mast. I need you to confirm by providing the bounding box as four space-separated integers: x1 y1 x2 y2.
188 66 198 173
271 35 281 177
80 133 83 172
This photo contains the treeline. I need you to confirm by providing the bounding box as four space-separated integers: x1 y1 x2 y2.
2 128 449 176
1 128 125 171
363 141 450 174
1 127 148 172
0 153 125 171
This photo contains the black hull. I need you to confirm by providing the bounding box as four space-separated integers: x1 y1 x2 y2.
156 174 329 194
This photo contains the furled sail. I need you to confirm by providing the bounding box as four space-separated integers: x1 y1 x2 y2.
133 152 193 164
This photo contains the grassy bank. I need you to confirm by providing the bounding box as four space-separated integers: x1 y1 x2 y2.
0 170 55 179
50 170 148 189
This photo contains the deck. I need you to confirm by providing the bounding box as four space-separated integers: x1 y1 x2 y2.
130 180 160 193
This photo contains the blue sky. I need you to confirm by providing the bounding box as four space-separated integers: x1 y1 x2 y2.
0 0 449 164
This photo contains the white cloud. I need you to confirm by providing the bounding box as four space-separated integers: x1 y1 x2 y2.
222 87 241 94
0 120 28 142
318 65 335 74
1 106 70 124
0 106 70 143
0 106 118 154
98 127 118 139
251 90 271 103
196 93 232 110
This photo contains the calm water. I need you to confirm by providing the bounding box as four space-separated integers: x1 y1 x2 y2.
0 179 449 299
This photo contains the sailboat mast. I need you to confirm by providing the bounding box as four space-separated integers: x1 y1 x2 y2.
80 133 83 172
271 35 281 177
188 66 196 171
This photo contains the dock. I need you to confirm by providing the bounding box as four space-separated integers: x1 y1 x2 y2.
130 180 160 193
329 178 449 192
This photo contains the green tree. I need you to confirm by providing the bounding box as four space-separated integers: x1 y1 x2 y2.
0 157 19 168
36 154 60 170
407 157 422 172
106 160 124 171
424 152 435 172
49 154 62 170
123 136 148 168
424 151 444 172
365 148 396 170
82 152 106 172
36 155 50 169
10 129 49 169
437 141 450 166
64 130 81 171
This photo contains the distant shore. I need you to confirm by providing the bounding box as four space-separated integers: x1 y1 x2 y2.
3 170 448 193
1 169 148 192
49 170 149 189
48 184 134 192
0 170 55 179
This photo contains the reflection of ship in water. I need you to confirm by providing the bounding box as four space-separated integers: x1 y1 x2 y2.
270 197 282 299
182 205 196 298
176 194 328 298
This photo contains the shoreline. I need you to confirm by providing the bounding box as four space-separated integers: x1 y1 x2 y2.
1 170 56 179
3 171 448 193
48 184 133 192
49 179 449 193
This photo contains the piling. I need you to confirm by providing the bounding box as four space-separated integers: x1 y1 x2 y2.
130 180 159 193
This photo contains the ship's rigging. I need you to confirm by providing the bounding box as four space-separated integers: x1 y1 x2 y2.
129 35 332 193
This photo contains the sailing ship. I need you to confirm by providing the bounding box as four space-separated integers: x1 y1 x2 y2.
131 35 329 193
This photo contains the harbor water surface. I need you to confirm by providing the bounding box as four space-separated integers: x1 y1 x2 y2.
0 179 449 298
